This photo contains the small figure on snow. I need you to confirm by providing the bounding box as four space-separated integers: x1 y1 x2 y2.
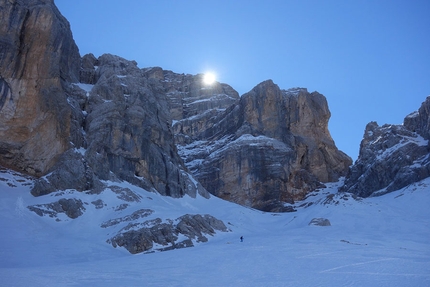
240 236 243 242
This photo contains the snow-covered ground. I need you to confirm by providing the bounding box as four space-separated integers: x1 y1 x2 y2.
0 169 429 286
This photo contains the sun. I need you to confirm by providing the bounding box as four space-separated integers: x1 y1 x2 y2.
203 72 216 85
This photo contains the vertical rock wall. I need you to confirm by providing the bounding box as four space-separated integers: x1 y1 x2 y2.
176 80 352 211
0 0 80 175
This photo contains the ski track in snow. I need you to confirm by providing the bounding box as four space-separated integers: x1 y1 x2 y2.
0 169 429 286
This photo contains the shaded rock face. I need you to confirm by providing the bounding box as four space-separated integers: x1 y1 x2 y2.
0 0 80 175
404 96 430 139
39 53 209 199
176 80 352 211
341 97 430 197
77 54 188 197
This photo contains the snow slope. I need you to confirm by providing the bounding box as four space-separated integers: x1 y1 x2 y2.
0 168 429 286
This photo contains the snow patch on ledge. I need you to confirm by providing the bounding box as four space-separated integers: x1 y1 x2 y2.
208 134 292 159
405 110 419 119
73 83 94 92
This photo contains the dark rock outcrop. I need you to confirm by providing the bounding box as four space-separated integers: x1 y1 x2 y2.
309 218 331 226
404 96 430 139
108 214 228 254
28 198 85 219
341 97 430 197
101 209 154 228
176 81 352 211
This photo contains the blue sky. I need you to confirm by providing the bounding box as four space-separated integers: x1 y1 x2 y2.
56 0 430 161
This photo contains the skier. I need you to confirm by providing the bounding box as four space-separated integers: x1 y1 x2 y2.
240 236 243 242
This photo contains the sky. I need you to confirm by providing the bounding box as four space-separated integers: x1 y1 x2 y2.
55 0 430 161
1 167 430 286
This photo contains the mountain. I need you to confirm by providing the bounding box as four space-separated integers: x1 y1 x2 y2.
341 96 430 197
0 1 429 285
173 80 351 211
0 0 351 213
0 0 207 200
0 0 429 271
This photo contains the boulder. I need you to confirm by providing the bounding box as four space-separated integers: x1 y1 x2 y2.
309 218 331 226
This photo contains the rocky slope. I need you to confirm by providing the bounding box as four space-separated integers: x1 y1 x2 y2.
340 97 430 197
1 166 229 254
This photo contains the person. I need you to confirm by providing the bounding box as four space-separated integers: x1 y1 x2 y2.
240 236 243 242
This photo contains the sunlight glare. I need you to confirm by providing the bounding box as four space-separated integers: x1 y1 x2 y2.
203 72 216 85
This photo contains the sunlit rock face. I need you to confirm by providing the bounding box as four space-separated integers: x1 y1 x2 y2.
0 0 80 175
176 80 352 211
340 97 430 197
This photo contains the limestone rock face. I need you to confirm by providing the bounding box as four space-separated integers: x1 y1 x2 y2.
0 0 80 175
74 54 209 198
340 97 430 197
178 80 352 211
156 69 240 145
1 0 351 212
0 0 208 199
404 96 430 139
29 53 209 199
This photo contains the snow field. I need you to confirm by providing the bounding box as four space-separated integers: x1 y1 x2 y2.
0 170 429 286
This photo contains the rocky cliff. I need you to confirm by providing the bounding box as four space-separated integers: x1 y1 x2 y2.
340 97 430 197
0 0 80 176
0 0 208 200
0 0 352 213
174 80 352 211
